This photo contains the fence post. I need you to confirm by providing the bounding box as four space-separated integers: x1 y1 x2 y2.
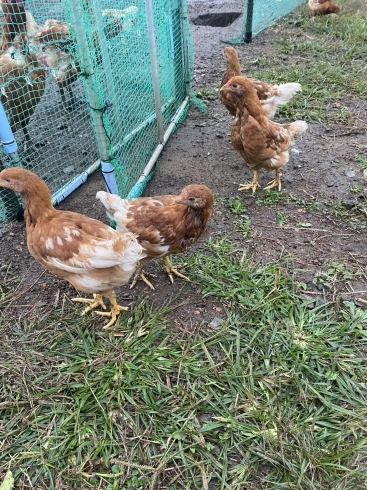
244 0 254 43
180 0 191 99
145 0 164 143
64 0 119 194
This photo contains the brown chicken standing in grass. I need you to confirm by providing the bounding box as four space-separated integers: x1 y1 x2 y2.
0 168 146 330
220 76 308 193
308 0 340 16
220 46 302 119
96 184 214 290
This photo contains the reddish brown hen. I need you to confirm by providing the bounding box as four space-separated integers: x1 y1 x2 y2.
309 0 340 16
0 168 146 330
96 184 214 290
220 46 302 119
220 76 308 193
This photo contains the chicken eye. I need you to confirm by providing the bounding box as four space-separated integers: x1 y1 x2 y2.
232 83 238 89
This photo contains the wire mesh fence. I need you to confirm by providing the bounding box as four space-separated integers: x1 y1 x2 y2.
226 0 304 43
0 0 192 229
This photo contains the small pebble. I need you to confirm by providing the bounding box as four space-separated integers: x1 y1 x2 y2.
63 166 75 175
209 316 224 329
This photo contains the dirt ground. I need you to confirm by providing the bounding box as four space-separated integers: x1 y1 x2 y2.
1 0 367 330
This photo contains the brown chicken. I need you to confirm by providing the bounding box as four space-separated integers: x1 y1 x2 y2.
220 76 308 192
0 0 46 146
0 168 146 329
308 0 340 16
220 46 302 120
96 184 214 290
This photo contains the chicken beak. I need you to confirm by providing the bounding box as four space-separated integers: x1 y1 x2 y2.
0 180 10 189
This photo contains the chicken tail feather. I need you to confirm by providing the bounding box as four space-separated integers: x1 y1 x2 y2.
289 120 308 138
121 234 147 268
274 82 302 106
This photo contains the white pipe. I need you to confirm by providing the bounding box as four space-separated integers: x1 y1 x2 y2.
127 95 189 198
145 0 164 142
51 158 100 205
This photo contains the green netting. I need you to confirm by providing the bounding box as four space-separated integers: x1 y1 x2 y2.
0 0 194 228
226 0 304 43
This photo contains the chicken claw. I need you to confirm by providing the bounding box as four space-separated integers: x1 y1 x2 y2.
164 256 190 284
96 296 129 330
238 171 260 193
72 293 107 315
263 170 282 191
130 260 156 290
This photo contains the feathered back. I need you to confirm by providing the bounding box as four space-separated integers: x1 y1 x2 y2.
0 0 27 50
96 184 214 259
308 0 340 15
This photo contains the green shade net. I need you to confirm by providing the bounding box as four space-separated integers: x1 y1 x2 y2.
0 0 194 227
226 0 304 43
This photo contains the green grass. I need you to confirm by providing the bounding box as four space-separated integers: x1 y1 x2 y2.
356 156 367 171
2 242 367 489
241 0 367 125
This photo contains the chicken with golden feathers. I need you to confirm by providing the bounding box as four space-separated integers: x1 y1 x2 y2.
96 184 214 290
0 168 146 330
220 76 308 193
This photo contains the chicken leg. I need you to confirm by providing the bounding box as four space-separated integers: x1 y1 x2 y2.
164 256 190 283
238 170 260 193
72 293 107 314
129 260 156 290
95 293 129 330
264 170 282 191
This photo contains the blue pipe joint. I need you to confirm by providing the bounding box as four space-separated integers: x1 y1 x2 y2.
101 160 119 195
0 102 18 154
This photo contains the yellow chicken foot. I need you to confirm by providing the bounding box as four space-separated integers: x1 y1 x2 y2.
129 260 156 290
72 293 107 315
264 170 282 191
164 256 191 284
96 295 129 330
238 170 260 193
